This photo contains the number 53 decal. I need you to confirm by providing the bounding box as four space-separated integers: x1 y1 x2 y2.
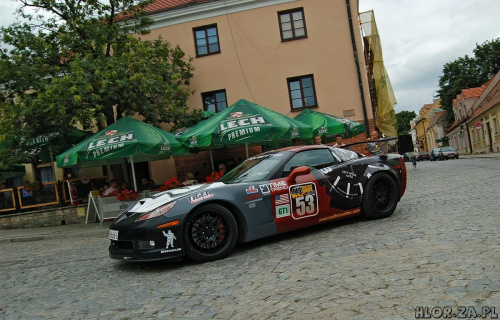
289 182 319 220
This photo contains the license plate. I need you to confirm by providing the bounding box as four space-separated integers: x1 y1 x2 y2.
108 229 119 240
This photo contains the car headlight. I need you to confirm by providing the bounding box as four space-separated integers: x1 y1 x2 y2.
136 201 177 222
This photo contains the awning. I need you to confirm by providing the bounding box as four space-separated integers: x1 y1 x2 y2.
0 164 26 180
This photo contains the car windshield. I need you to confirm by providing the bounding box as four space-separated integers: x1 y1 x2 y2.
218 155 282 184
442 147 455 151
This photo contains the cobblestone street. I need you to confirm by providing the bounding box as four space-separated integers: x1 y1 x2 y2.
1 157 499 320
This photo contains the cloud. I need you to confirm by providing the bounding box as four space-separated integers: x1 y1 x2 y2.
0 1 21 28
359 0 500 114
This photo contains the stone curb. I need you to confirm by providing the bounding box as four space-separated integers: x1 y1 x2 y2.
0 224 109 243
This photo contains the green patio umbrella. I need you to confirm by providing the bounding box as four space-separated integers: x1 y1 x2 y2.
56 116 189 191
294 109 365 139
176 99 313 159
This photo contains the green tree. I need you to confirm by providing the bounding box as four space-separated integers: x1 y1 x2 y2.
395 110 416 135
437 38 500 125
0 0 200 165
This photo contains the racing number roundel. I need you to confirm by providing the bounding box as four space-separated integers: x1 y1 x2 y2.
289 182 319 220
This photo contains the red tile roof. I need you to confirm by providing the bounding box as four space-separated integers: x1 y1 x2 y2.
448 121 459 131
143 0 215 15
469 79 500 119
462 86 485 99
447 116 469 131
452 78 493 108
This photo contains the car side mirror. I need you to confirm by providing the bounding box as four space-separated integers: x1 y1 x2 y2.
287 166 311 185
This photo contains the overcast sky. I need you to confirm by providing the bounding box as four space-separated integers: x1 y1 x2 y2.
0 1 21 28
358 0 500 115
2 1 500 115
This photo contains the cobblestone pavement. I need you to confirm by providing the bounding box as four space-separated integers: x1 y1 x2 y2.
1 157 499 320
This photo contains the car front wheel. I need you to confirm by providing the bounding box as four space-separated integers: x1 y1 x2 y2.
361 173 399 219
183 204 238 262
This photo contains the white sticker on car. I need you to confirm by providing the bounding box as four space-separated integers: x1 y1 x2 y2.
108 229 118 240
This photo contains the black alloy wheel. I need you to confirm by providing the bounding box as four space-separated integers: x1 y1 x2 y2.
361 173 399 219
183 204 238 262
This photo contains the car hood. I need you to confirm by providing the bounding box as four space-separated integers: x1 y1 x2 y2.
127 182 226 213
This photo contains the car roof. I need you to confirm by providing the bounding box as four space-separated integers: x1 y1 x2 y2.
259 145 331 156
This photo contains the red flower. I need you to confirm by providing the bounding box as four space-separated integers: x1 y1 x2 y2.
117 189 137 200
205 171 223 183
160 177 182 191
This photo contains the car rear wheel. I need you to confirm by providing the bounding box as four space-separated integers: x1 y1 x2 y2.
361 173 399 219
183 204 238 262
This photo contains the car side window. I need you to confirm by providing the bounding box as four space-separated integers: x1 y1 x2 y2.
330 147 360 162
282 149 337 176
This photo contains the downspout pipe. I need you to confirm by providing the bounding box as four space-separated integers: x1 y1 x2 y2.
346 0 370 138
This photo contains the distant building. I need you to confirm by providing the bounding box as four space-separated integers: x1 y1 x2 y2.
464 70 500 154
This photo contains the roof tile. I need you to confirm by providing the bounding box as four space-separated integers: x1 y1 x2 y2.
143 0 215 14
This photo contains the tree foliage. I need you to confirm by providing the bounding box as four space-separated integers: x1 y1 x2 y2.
395 110 416 135
437 38 500 125
0 0 200 166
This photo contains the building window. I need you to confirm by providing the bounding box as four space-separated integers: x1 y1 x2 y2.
493 117 498 135
287 75 317 110
202 90 227 113
278 8 307 41
194 24 220 57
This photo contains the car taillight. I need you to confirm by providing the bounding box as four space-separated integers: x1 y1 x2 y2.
136 201 177 222
397 157 407 197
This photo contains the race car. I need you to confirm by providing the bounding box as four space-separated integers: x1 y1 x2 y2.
108 145 407 262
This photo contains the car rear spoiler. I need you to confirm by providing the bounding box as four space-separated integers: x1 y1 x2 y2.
339 134 414 156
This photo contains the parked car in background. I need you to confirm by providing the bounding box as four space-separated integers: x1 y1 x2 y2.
430 148 441 161
430 147 459 161
440 146 459 159
417 151 430 161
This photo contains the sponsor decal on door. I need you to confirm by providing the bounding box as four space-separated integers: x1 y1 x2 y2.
289 182 318 220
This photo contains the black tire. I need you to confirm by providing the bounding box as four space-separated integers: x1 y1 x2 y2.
183 204 238 262
361 173 399 219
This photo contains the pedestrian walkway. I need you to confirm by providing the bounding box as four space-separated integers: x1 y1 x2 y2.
460 152 499 159
0 222 109 243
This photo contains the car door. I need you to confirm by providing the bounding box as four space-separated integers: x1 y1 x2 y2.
270 148 337 233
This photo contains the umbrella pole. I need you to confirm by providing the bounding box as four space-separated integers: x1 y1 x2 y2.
50 147 65 202
210 149 214 171
245 143 249 159
67 180 73 205
130 156 138 191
